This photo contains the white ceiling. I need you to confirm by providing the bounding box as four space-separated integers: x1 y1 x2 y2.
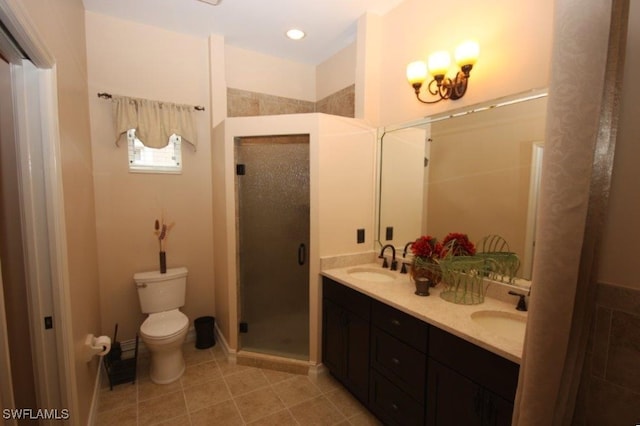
82 0 404 65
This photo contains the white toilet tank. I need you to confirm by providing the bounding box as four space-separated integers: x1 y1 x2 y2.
134 267 188 314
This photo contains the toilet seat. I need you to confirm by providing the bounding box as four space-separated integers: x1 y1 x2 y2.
140 309 188 340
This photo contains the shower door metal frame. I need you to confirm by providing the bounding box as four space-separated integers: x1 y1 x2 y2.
234 134 310 360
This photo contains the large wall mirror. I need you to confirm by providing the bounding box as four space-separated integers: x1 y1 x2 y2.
376 90 547 281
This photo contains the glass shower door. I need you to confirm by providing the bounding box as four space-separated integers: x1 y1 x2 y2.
236 135 310 360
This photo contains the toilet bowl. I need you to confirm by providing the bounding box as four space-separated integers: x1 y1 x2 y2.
140 309 189 384
135 267 189 384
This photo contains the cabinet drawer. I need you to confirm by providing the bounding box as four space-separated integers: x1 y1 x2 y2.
323 277 371 320
371 327 426 400
429 327 519 402
369 369 424 426
372 299 428 352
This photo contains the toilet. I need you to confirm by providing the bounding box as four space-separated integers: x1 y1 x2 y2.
134 267 189 384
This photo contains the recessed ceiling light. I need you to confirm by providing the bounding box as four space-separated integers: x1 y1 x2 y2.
286 29 306 41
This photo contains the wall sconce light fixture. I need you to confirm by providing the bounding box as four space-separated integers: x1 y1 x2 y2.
407 40 479 104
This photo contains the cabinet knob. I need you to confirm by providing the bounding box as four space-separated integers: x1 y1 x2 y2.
391 357 400 366
391 319 401 327
391 403 399 411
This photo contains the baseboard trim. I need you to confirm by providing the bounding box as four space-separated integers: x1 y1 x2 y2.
214 322 236 363
236 350 310 375
308 362 327 379
87 359 102 425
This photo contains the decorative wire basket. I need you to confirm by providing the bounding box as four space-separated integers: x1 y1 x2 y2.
439 256 487 305
476 235 520 284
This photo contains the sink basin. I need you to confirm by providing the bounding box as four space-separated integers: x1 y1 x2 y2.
471 310 527 342
346 267 396 283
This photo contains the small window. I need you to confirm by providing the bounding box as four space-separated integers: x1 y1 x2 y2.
127 129 182 174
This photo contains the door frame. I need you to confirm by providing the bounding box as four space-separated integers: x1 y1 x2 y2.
0 0 78 419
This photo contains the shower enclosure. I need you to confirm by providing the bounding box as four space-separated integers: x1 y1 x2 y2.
235 134 310 360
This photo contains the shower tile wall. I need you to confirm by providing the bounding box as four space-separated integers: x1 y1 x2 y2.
227 85 355 118
227 88 314 117
315 85 355 118
574 282 640 424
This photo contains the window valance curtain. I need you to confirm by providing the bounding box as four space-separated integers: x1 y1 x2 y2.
112 96 197 150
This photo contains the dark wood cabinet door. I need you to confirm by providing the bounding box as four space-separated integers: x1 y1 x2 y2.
371 327 426 400
427 358 482 426
481 390 514 426
322 293 370 404
322 299 346 378
345 311 370 403
370 370 424 426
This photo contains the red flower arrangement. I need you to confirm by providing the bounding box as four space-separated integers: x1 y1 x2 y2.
410 235 443 260
441 232 476 257
409 233 476 288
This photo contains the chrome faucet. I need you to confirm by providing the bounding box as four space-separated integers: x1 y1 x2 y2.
379 244 398 270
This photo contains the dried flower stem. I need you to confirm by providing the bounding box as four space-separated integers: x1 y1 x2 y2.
154 218 175 253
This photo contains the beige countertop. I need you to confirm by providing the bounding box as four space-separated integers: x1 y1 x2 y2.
321 263 527 364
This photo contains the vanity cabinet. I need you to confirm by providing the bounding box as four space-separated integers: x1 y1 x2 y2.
321 276 520 426
322 277 371 404
427 327 519 426
369 300 429 425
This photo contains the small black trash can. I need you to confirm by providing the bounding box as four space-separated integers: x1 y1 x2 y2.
194 316 216 349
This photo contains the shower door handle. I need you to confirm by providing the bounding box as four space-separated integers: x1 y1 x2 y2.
298 243 306 266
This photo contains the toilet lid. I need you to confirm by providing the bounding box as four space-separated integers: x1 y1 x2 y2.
141 309 188 339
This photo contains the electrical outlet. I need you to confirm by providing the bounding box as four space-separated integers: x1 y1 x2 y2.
386 226 394 241
357 229 365 244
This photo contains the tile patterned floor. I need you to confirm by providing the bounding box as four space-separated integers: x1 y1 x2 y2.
96 343 382 425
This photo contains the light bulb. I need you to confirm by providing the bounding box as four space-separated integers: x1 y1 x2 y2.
427 51 451 77
406 61 428 85
455 40 479 67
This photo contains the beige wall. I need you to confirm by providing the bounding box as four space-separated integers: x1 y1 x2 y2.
355 13 383 125
599 2 640 290
317 115 377 258
376 0 554 126
19 0 101 423
85 12 215 340
316 43 356 100
211 120 232 345
225 45 316 102
226 41 357 104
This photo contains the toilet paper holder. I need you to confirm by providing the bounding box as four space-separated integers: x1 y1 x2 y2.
84 334 111 362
